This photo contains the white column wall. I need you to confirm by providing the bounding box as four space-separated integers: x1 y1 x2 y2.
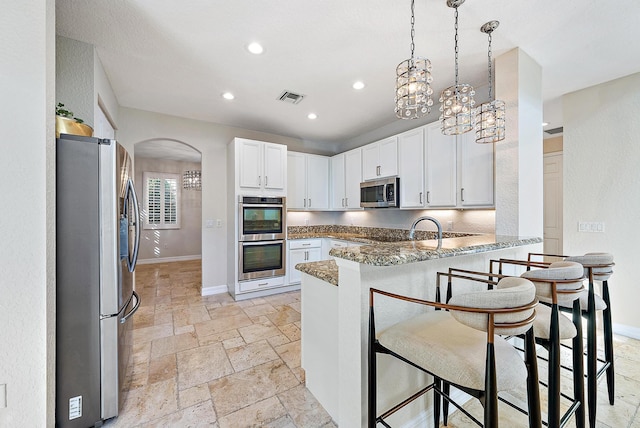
563 72 640 334
0 0 55 426
494 48 544 238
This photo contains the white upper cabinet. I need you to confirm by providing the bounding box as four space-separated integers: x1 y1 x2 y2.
236 138 287 195
362 136 398 181
458 131 494 207
398 128 425 208
331 148 362 210
425 123 458 208
287 152 330 210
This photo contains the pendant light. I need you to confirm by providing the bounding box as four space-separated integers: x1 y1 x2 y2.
395 0 433 119
439 0 475 135
475 20 506 143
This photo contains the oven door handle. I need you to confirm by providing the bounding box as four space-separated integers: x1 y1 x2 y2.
240 239 285 247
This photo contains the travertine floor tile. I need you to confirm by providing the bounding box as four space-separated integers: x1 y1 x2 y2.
267 305 301 326
226 339 280 372
144 400 218 427
177 342 233 391
148 353 177 385
194 313 253 338
179 383 211 410
277 384 333 427
275 340 301 369
217 396 287 428
238 319 282 343
150 331 199 359
208 359 299 416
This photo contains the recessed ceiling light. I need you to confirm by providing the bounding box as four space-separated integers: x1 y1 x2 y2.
222 92 235 100
247 42 264 55
352 81 365 90
307 113 318 120
542 122 549 127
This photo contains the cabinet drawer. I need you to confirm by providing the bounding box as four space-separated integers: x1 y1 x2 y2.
289 239 322 250
238 276 285 293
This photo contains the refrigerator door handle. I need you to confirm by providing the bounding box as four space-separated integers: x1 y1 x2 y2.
125 178 141 272
120 290 140 324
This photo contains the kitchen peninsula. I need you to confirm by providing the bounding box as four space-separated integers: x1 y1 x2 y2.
296 232 542 427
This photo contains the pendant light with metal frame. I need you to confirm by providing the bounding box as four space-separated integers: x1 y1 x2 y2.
475 20 506 144
439 0 475 135
395 0 434 119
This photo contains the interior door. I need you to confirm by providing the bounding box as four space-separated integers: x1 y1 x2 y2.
543 152 563 254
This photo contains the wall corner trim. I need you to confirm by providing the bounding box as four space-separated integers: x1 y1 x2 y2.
202 284 229 296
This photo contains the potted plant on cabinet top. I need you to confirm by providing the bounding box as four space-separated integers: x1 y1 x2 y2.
56 103 93 138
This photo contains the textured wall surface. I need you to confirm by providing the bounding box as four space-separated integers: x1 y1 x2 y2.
563 72 640 332
56 36 94 127
134 156 203 261
0 0 54 425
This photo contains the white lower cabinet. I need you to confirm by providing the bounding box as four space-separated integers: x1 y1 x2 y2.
238 276 285 294
288 239 322 284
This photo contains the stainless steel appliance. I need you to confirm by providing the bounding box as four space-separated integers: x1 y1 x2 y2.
238 196 285 241
56 134 141 427
238 196 286 281
360 177 400 208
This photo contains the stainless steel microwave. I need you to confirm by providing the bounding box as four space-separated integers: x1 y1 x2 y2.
360 177 399 208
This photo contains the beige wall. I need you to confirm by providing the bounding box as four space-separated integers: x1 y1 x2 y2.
0 0 55 426
563 72 640 334
134 157 203 261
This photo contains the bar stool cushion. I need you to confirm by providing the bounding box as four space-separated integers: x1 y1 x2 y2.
533 304 577 340
377 311 527 392
566 252 614 280
521 261 584 306
448 277 536 336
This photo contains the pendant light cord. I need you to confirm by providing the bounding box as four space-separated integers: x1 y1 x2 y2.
487 31 493 101
410 0 416 64
454 6 459 92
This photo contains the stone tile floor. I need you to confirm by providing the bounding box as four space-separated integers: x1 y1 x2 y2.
106 260 640 427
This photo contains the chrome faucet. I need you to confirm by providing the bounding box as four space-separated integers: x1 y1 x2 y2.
408 216 443 248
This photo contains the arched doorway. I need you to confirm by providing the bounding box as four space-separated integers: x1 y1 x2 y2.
133 139 203 286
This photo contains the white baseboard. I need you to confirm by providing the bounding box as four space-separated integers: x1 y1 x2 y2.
202 284 229 296
137 255 201 265
613 323 640 340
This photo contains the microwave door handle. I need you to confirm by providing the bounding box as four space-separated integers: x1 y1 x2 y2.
382 184 388 203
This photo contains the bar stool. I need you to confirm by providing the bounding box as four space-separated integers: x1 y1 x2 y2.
368 275 540 428
560 253 615 428
490 260 586 428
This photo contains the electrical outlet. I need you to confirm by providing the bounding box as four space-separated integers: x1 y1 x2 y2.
205 220 214 228
447 221 454 231
305 218 309 226
216 219 222 228
163 243 168 249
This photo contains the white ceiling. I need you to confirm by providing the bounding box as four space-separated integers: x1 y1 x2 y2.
56 0 640 151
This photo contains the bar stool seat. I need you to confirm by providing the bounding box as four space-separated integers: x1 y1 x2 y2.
533 304 576 340
378 310 527 392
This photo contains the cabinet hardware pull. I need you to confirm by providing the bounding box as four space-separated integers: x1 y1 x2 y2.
345 197 348 206
427 191 430 204
304 199 306 207
419 192 423 204
308 198 311 207
341 198 345 207
302 243 310 246
265 176 268 186
258 282 268 286
258 176 261 186
461 188 465 202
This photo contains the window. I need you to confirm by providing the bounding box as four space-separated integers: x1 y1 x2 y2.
143 172 180 229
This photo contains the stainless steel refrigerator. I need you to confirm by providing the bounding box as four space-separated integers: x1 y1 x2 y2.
56 134 141 427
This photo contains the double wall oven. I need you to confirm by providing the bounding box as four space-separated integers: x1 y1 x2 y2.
238 196 286 281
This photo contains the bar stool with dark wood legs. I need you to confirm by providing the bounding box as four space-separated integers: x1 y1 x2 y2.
555 253 615 428
489 259 587 428
368 274 541 428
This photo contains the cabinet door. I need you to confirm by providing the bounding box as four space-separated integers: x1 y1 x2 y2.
459 132 494 206
238 140 262 190
306 155 329 210
287 152 307 209
344 148 362 208
426 124 457 207
264 143 286 191
378 137 398 178
398 128 425 208
361 143 380 181
330 154 346 209
287 248 307 284
307 247 322 263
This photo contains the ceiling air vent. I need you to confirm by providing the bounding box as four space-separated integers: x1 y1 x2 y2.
545 126 564 135
278 91 305 105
